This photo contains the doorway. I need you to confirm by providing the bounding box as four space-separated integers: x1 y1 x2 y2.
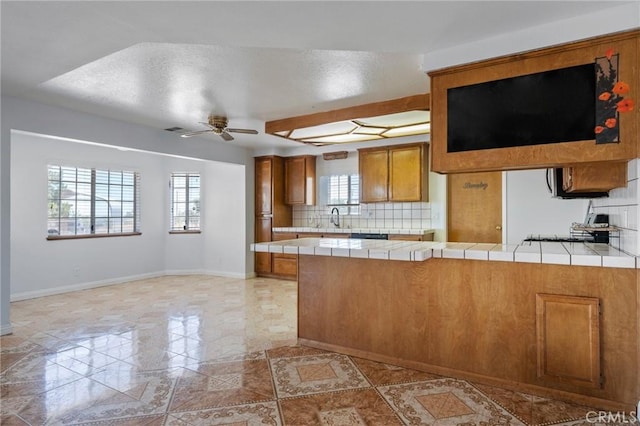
447 171 503 243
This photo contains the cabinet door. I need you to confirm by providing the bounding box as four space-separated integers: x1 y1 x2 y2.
285 157 306 205
536 294 601 389
255 216 272 274
389 144 427 201
359 148 389 202
272 254 297 279
563 162 627 193
388 234 423 241
255 157 273 215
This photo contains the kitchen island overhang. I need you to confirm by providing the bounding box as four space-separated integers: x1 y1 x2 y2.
251 238 639 411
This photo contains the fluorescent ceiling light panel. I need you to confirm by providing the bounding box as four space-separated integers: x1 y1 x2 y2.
383 122 431 137
290 121 357 139
358 110 430 127
302 134 384 143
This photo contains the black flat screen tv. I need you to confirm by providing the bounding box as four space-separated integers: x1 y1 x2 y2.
447 64 596 153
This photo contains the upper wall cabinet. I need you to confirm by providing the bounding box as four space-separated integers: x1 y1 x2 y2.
359 142 428 203
428 30 639 173
285 155 316 205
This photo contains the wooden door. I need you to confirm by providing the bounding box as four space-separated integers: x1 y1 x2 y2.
447 171 502 243
389 144 427 201
359 148 389 202
255 157 273 215
255 216 272 274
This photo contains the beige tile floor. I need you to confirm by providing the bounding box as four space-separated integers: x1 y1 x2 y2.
1 275 609 425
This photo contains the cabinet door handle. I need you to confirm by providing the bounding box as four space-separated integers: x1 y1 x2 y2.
496 225 502 231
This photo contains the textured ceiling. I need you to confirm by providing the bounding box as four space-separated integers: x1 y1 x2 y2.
1 1 634 150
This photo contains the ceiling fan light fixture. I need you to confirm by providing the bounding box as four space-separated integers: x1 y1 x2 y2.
179 114 258 140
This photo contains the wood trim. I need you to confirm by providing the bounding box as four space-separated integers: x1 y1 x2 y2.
428 29 640 77
298 337 631 412
47 232 142 240
429 30 639 173
265 94 430 133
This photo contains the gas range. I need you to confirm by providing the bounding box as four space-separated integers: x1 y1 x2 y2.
523 235 593 243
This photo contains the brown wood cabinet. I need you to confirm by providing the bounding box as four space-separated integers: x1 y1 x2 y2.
388 233 434 241
254 156 292 277
285 155 316 205
429 30 639 173
359 143 428 203
563 161 627 192
359 148 389 202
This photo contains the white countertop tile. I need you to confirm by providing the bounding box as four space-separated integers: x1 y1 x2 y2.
584 243 635 268
254 243 270 253
540 242 570 265
488 245 518 262
562 242 601 267
515 242 541 263
283 246 299 254
331 248 350 257
442 243 476 259
251 237 635 267
465 243 497 261
369 249 390 260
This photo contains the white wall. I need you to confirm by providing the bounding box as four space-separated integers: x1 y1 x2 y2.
422 3 640 72
10 131 248 300
1 95 256 332
505 169 588 244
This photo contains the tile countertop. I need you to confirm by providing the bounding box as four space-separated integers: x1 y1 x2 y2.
272 227 435 235
250 238 636 269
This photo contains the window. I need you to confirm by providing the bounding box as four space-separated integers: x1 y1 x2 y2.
170 172 201 232
47 165 140 238
326 174 359 215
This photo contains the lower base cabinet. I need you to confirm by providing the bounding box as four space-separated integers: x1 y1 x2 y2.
272 253 298 280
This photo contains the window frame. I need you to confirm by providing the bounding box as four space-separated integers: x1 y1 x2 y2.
169 172 201 234
47 165 141 240
326 173 360 215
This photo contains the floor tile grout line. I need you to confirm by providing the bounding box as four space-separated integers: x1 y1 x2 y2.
465 380 595 426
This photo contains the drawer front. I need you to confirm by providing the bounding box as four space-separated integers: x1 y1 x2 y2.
272 253 298 278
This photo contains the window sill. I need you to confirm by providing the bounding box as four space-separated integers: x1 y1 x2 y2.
47 232 142 241
169 230 202 235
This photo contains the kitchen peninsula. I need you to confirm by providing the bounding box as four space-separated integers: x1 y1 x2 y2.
252 238 638 411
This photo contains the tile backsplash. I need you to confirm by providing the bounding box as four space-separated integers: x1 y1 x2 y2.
293 202 432 230
591 158 639 255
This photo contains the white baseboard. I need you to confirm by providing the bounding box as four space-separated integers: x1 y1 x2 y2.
10 271 164 302
163 269 206 276
0 323 14 336
165 269 256 279
204 270 256 279
10 269 258 301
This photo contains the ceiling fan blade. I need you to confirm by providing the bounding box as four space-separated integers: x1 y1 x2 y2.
180 129 213 138
227 128 258 135
220 132 234 141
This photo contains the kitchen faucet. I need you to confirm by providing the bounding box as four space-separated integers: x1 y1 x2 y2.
330 207 340 228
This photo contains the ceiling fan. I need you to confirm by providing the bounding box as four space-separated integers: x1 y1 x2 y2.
180 115 258 141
